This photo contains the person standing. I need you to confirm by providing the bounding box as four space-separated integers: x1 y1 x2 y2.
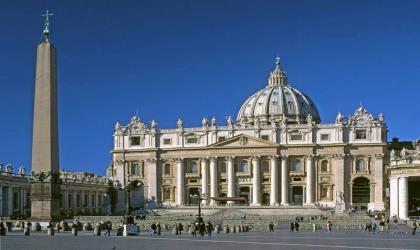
189 223 196 238
312 223 316 232
178 223 183 235
295 221 300 232
290 222 295 232
412 222 417 236
199 222 206 237
21 221 25 232
150 222 157 235
206 221 213 239
157 222 161 236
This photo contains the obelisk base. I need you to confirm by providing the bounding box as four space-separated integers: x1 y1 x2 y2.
30 182 61 221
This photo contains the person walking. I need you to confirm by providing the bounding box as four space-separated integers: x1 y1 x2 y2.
150 222 157 236
104 222 111 236
189 223 196 238
199 222 206 237
157 222 161 236
312 223 316 232
206 221 213 239
290 222 295 232
268 222 274 232
412 222 417 236
21 221 25 232
178 223 183 235
295 221 300 232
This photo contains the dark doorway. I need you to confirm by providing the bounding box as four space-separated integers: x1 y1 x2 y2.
219 193 227 205
239 187 250 205
352 177 370 210
292 186 303 205
188 188 200 205
408 177 420 216
262 193 270 205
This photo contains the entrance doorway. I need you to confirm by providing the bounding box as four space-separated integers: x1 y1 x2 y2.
239 187 250 205
408 177 420 216
292 186 303 205
352 177 370 210
262 193 270 205
188 188 200 205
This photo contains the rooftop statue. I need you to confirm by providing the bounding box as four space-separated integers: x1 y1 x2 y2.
211 117 216 127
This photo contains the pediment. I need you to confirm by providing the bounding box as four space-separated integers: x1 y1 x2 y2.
208 134 277 148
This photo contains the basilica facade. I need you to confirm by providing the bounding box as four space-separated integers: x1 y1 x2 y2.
109 59 388 212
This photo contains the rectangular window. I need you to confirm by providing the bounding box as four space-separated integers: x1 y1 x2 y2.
218 136 226 142
186 137 198 144
164 164 171 175
163 138 172 145
320 134 329 141
290 134 303 141
356 130 367 139
261 135 269 141
130 136 141 145
320 186 328 199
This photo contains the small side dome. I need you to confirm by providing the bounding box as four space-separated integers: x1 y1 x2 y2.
236 57 321 125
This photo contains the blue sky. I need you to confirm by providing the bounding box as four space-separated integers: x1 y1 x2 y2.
0 0 419 175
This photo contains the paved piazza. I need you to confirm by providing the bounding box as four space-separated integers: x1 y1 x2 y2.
1 229 420 250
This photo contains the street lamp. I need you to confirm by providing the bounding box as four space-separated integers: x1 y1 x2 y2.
124 178 143 216
189 193 209 223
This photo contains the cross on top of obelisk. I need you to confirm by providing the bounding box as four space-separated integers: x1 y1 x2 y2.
42 10 54 39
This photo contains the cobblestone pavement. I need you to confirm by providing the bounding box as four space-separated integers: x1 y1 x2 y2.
1 229 420 250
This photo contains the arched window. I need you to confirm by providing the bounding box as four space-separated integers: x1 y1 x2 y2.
292 159 302 172
321 160 328 172
164 163 171 176
131 163 141 176
356 159 366 172
238 160 248 173
262 160 270 173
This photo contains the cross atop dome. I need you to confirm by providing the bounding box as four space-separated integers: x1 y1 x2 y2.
268 57 288 86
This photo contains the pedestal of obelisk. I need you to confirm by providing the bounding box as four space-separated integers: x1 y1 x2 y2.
30 22 61 221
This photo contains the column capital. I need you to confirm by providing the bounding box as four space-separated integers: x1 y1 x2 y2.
146 158 159 163
226 156 235 161
173 158 184 163
332 153 347 160
199 157 208 162
305 154 315 159
268 155 280 160
209 156 218 162
280 155 289 159
374 154 384 160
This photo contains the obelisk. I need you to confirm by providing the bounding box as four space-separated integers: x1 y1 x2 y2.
30 10 61 220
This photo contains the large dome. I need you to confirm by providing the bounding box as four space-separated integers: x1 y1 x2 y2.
237 58 320 125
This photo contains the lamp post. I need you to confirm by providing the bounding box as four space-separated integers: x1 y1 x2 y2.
189 193 208 223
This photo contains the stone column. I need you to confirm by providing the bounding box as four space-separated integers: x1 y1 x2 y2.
0 184 3 217
147 159 160 206
20 188 24 215
200 158 208 205
8 184 13 216
281 156 289 205
176 158 185 206
334 155 345 207
270 156 279 206
305 156 314 205
398 176 408 220
209 157 217 206
252 157 261 206
389 177 399 217
227 157 235 205
373 155 385 210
